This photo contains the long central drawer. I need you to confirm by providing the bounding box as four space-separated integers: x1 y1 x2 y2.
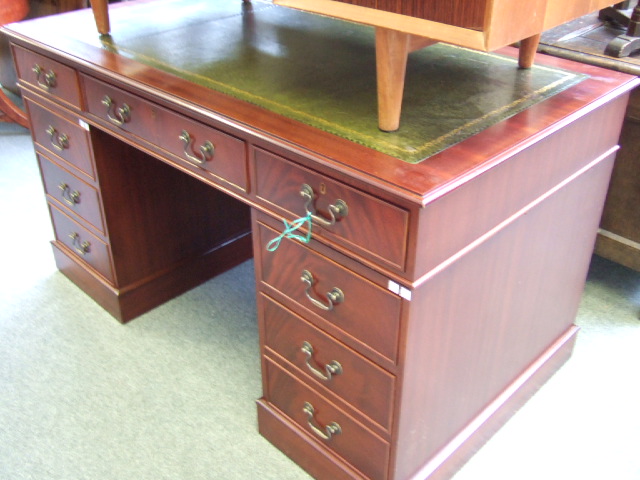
81 74 248 192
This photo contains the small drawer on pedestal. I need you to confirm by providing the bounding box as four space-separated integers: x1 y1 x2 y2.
13 45 82 108
38 154 105 234
261 294 395 431
265 357 390 480
82 75 159 141
26 99 94 177
13 45 81 108
49 204 113 282
257 222 402 364
155 109 247 191
253 147 409 271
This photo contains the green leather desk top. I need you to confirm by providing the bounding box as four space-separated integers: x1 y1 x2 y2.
71 1 588 162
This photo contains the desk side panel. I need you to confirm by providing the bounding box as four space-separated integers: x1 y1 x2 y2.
408 94 630 283
392 151 616 480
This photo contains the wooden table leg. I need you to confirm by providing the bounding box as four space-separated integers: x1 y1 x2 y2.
90 0 110 35
0 89 28 128
375 27 411 132
518 33 541 68
375 28 438 132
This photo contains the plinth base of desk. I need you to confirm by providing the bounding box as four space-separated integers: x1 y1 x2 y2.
257 325 578 480
51 233 253 323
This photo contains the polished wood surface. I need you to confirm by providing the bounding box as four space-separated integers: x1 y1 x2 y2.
2 2 638 478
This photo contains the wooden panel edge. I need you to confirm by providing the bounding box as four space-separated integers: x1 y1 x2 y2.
595 230 640 272
273 0 487 50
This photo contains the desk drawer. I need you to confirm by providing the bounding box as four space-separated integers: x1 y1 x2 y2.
83 75 161 142
261 294 395 431
13 45 81 108
253 148 409 271
49 204 113 282
155 108 247 191
82 75 247 191
26 98 95 177
265 357 390 480
38 154 105 234
257 222 401 364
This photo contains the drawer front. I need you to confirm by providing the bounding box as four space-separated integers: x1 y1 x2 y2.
26 99 95 177
49 204 113 282
254 148 409 271
265 358 390 480
38 154 105 234
155 108 247 191
13 45 81 108
82 75 248 191
83 75 161 142
257 222 401 364
261 294 395 431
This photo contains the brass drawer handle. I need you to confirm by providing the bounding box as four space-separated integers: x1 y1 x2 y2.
303 402 341 441
32 64 57 91
301 341 342 381
58 182 80 206
178 130 215 165
68 232 90 256
46 126 69 152
101 95 131 126
300 184 348 227
301 270 344 311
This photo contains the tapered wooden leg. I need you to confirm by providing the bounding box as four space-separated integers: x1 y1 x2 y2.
518 33 541 68
376 27 410 132
90 0 110 35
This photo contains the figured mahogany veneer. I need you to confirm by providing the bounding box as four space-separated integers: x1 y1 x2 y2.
26 94 95 178
38 154 105 234
13 44 82 109
256 219 403 366
2 2 638 479
253 147 409 271
260 293 396 432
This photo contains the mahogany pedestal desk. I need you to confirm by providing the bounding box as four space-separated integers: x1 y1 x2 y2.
2 2 637 479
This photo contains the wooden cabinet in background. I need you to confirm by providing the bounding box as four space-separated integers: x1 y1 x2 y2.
540 12 640 271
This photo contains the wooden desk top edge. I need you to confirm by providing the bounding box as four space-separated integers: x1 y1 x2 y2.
2 4 639 207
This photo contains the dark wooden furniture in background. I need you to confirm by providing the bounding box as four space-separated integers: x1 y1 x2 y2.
540 9 640 271
598 0 640 56
2 1 637 479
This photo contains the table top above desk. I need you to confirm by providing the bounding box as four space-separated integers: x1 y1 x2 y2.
2 0 638 206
